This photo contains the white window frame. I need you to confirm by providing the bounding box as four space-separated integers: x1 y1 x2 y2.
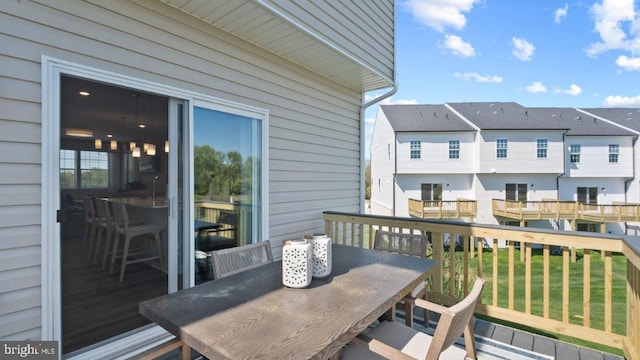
609 144 619 163
496 139 508 159
410 140 421 159
536 139 548 159
448 140 460 159
570 144 581 163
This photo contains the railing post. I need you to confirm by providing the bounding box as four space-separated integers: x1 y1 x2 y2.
432 232 443 294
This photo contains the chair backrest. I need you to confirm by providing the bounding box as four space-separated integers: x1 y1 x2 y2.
210 241 273 279
373 231 429 258
95 198 109 220
82 196 96 221
217 210 238 228
111 202 130 231
425 278 485 360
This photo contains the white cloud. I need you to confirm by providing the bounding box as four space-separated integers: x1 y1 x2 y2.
555 3 569 24
604 94 640 107
512 37 535 61
379 97 419 105
441 34 476 57
616 55 640 70
454 72 503 83
556 84 582 96
402 0 480 33
524 81 547 94
586 0 638 57
365 117 376 124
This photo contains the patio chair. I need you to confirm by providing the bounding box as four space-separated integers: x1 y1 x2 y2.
341 278 485 360
374 230 431 327
197 210 238 252
210 240 273 279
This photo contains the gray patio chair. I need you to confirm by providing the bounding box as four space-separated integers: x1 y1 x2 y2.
210 240 273 279
374 230 431 327
341 278 485 360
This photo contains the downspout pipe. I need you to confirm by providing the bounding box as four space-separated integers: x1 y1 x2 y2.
360 81 398 213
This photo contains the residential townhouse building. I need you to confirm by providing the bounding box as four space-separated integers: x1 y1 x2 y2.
370 102 638 235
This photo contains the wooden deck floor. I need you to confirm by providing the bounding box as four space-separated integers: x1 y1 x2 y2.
410 307 625 360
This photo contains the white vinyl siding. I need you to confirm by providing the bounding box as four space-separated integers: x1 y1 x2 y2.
1 0 373 340
478 130 565 174
565 137 633 177
396 132 475 174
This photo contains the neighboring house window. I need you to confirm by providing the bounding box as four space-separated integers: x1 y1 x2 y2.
410 140 421 159
60 149 109 189
609 144 619 163
421 183 442 201
449 140 460 159
570 144 581 163
496 139 508 158
505 183 527 202
537 139 548 158
577 187 598 204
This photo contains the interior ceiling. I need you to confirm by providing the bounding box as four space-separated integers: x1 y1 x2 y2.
61 76 168 144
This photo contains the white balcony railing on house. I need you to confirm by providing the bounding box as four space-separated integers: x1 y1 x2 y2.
323 211 640 360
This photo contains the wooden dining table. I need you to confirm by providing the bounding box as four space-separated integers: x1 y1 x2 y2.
139 244 437 360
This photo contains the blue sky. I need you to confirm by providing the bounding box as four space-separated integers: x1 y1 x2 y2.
364 0 640 156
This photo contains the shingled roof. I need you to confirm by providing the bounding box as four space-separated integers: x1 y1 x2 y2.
526 107 635 136
580 108 640 134
446 102 565 130
380 102 637 138
380 104 475 132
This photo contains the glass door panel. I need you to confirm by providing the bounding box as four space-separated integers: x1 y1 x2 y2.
192 105 263 284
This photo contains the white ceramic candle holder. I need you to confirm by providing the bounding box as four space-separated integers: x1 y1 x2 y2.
309 233 332 278
282 238 312 288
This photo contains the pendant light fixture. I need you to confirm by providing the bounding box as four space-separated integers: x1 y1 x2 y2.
95 139 102 149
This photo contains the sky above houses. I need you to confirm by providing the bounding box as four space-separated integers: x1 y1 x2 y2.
364 0 640 158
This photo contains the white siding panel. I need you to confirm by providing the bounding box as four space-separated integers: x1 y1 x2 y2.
0 225 41 250
396 132 476 174
0 164 41 185
0 287 41 316
478 130 565 174
369 109 395 214
2 0 368 340
0 307 41 338
0 267 41 294
565 136 634 178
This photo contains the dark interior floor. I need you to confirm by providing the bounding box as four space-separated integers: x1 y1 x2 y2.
61 232 167 355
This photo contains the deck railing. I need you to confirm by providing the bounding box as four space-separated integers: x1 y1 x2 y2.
493 199 640 224
323 211 640 360
408 198 477 219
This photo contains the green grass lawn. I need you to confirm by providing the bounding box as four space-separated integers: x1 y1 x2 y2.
459 247 628 355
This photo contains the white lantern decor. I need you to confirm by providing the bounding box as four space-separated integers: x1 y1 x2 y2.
282 238 312 288
309 233 332 278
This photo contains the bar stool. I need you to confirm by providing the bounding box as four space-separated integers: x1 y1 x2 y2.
81 196 99 259
110 202 166 282
93 198 113 265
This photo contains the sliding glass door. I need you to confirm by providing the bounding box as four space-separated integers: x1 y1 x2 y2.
191 102 265 284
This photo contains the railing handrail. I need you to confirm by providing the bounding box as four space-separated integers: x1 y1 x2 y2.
323 211 640 360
